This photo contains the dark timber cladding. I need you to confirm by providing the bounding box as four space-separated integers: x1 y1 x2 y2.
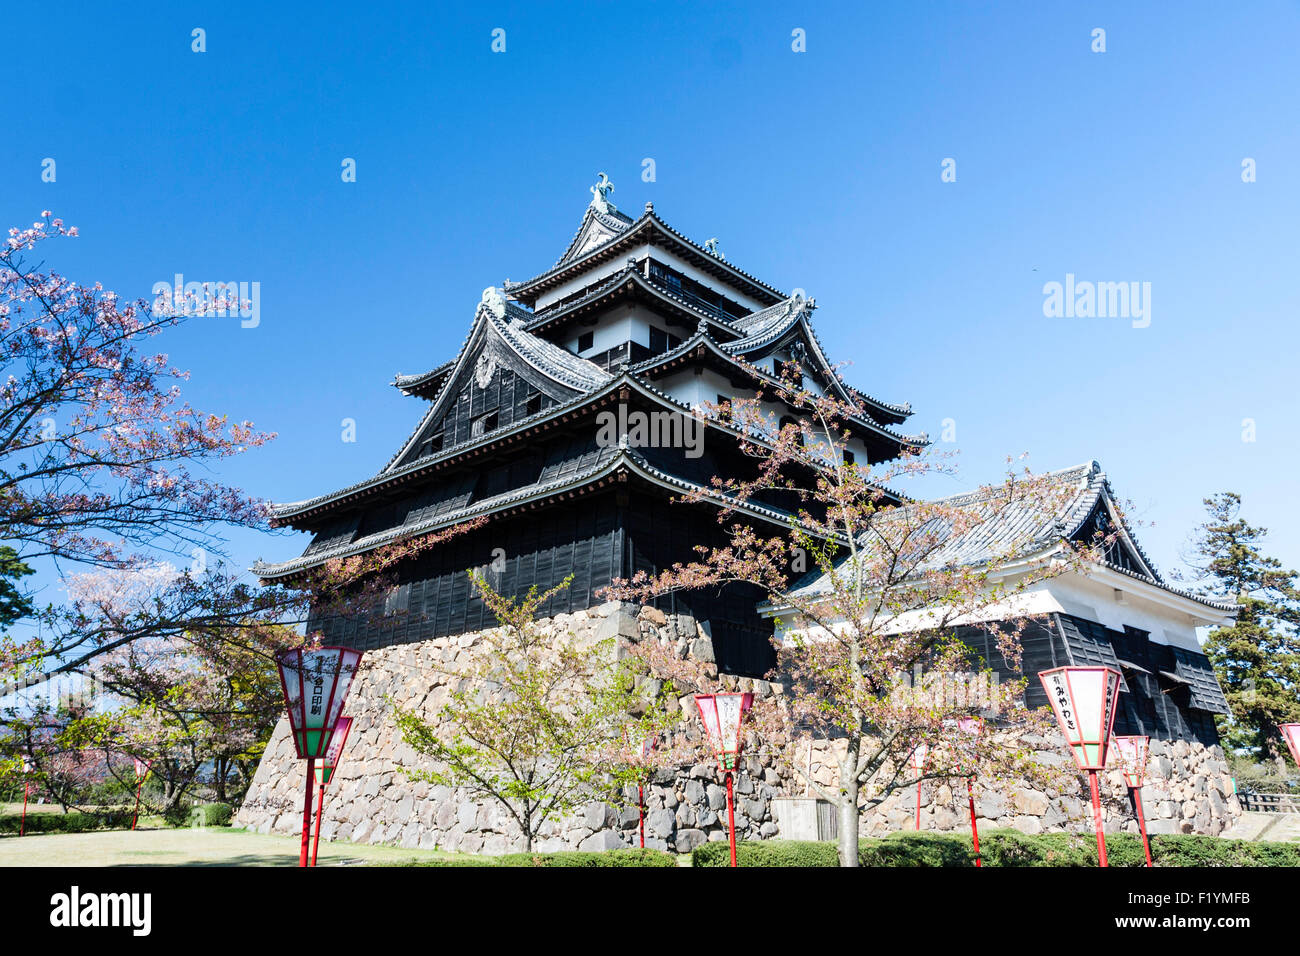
256 177 924 678
958 613 1227 747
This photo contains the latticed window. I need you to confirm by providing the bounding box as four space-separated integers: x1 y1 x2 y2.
471 411 498 438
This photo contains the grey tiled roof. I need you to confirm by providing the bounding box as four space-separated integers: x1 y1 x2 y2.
722 295 811 353
783 461 1239 614
505 210 788 304
253 443 801 580
555 205 635 266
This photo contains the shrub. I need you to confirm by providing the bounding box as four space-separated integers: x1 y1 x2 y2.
692 829 1300 867
400 849 678 867
0 809 134 835
195 803 233 827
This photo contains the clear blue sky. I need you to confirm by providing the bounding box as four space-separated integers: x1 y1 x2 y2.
6 0 1298 597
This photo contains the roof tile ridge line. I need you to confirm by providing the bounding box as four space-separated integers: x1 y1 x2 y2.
271 371 645 519
644 211 788 299
381 306 492 471
508 210 655 290
915 463 1095 510
394 359 456 392
555 207 636 266
1089 471 1164 584
385 300 609 475
488 306 611 389
1100 560 1236 612
256 442 801 578
257 445 636 576
629 340 926 446
511 210 788 301
524 254 741 335
525 262 644 324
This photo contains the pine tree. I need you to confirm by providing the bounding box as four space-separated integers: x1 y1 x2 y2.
1193 493 1300 760
0 546 34 631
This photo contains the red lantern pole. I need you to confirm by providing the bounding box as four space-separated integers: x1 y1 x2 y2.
911 742 927 832
1039 667 1122 870
275 647 363 870
637 784 645 849
300 756 315 868
693 692 753 869
966 776 981 866
1132 786 1153 866
130 758 150 831
311 781 327 867
1087 770 1108 867
131 776 144 830
1114 735 1152 867
726 770 737 868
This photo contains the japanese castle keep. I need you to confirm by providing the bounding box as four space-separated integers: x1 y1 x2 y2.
237 176 1241 851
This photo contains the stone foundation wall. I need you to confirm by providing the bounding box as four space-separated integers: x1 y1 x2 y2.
236 603 1240 852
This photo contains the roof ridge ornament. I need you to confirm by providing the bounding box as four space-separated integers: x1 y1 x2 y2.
704 237 726 260
480 286 507 319
590 172 616 215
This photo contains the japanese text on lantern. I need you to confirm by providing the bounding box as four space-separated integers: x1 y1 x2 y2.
1047 674 1076 732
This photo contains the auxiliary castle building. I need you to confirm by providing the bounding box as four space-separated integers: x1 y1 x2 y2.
239 177 1239 850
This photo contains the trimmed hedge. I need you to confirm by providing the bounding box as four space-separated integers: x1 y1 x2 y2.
0 809 134 835
402 849 678 867
692 829 1300 867
162 802 234 828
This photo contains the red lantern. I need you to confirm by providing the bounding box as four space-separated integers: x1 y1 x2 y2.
1113 735 1152 866
276 646 363 867
309 715 352 867
1280 723 1300 766
693 692 753 867
1039 666 1122 867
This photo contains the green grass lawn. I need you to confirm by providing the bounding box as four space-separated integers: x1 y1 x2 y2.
0 825 463 867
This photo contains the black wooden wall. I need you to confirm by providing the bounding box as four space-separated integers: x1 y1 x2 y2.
959 615 1221 746
307 484 780 679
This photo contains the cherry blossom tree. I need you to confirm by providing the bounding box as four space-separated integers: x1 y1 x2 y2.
607 363 1111 865
394 572 666 852
0 213 482 793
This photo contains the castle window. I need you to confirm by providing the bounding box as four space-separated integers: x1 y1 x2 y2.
471 411 498 438
382 584 409 617
577 331 594 353
524 392 543 416
843 449 855 466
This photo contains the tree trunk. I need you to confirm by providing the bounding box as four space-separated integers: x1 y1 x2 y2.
212 758 228 804
837 774 860 866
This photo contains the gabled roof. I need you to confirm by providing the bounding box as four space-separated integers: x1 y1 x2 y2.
629 328 928 449
521 262 741 341
504 206 788 308
555 204 635 265
384 290 611 472
781 461 1239 614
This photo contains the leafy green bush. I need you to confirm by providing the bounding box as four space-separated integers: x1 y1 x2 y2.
401 849 678 867
161 802 233 828
692 829 1300 867
0 809 134 835
691 839 840 867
